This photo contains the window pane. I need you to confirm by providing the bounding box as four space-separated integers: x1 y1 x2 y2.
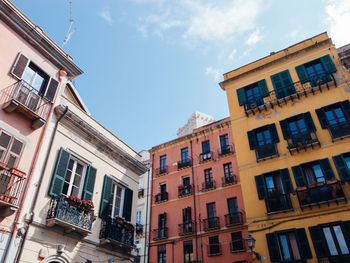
344 156 350 171
0 132 11 149
333 226 350 255
22 66 35 84
10 139 23 155
6 155 17 168
323 227 338 256
312 164 325 183
279 234 291 261
265 176 275 192
289 233 301 260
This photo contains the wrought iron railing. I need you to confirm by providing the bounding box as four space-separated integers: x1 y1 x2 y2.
183 261 202 263
201 180 216 191
100 217 134 248
203 217 220 231
47 196 93 231
287 131 320 154
242 72 336 116
221 173 237 187
152 227 168 240
296 180 346 210
178 221 194 235
136 223 143 235
255 143 278 161
327 120 350 141
207 243 222 256
265 193 293 213
155 192 168 203
318 254 350 263
0 168 25 207
177 159 192 170
178 185 193 198
155 166 168 176
224 211 244 227
230 238 246 252
218 145 234 157
199 151 214 163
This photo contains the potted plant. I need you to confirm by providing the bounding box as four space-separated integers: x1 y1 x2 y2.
9 167 26 178
81 200 94 211
67 195 82 208
115 216 124 225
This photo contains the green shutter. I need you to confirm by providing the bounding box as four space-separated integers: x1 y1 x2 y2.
254 175 266 200
280 168 293 194
295 228 312 259
258 79 268 96
295 64 308 83
333 154 350 181
319 158 335 180
309 225 329 258
268 124 279 143
320 54 337 73
292 165 307 187
281 70 296 96
303 112 316 132
266 233 281 262
99 175 113 218
271 73 285 99
341 220 350 245
315 108 328 129
123 187 133 221
340 100 350 119
247 130 257 150
279 119 290 139
82 165 97 201
49 148 71 197
236 88 246 106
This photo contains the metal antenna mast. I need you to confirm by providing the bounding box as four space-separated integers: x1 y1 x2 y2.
62 1 75 47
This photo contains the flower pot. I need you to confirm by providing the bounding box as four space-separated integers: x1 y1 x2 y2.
327 179 338 185
296 186 307 191
10 168 26 178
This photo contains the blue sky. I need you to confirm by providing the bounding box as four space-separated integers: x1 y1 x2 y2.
11 0 350 152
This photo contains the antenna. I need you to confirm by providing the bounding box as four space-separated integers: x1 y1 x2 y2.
62 1 75 47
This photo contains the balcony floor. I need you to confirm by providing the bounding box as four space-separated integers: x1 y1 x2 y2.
47 218 91 235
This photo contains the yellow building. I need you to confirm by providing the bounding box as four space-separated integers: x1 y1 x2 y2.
220 32 350 263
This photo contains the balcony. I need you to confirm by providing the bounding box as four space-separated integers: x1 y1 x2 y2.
287 131 320 154
230 238 246 253
327 120 350 141
207 243 222 256
242 72 336 116
203 217 220 231
136 223 143 235
2 80 51 129
0 167 26 208
47 196 93 235
155 192 168 203
255 143 279 161
155 166 168 177
224 211 244 227
221 173 237 187
152 227 168 240
296 180 346 210
138 188 144 198
265 193 293 214
177 159 192 170
178 221 194 235
319 255 350 263
218 145 234 157
201 180 216 192
199 152 214 163
100 217 134 248
178 185 193 198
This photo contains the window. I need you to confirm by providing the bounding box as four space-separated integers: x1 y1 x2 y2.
202 140 210 153
270 70 295 99
236 79 268 108
160 155 167 171
231 232 244 252
181 207 193 234
204 168 213 183
302 162 325 184
227 197 238 215
182 177 190 187
206 202 216 218
220 134 229 149
62 157 88 198
181 148 189 163
0 130 24 168
208 236 221 255
223 163 233 180
159 183 166 194
323 225 349 256
333 151 350 181
158 245 166 263
22 62 49 94
325 106 346 126
136 211 142 224
109 182 125 218
183 241 193 263
278 232 301 261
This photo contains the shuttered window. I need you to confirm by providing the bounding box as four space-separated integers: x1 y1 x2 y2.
0 130 24 169
316 100 350 129
247 124 279 150
236 79 268 107
279 112 316 142
270 70 296 99
333 152 350 181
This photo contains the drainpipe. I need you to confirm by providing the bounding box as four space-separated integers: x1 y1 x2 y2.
147 154 155 263
13 106 68 263
143 168 150 263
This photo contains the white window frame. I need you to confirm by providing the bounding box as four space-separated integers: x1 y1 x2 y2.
0 129 24 168
64 156 87 198
111 182 125 218
136 211 142 224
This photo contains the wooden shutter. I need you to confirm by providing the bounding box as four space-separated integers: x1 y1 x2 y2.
268 124 279 143
11 53 29 79
123 187 133 221
271 73 285 99
99 175 113 218
315 108 328 129
295 64 308 83
257 79 268 96
280 169 293 194
341 220 350 245
247 130 257 150
254 175 266 200
292 165 307 187
303 112 316 132
45 78 59 102
236 88 246 106
319 158 335 180
295 228 312 259
320 54 337 73
279 119 290 139
280 70 295 96
333 154 350 181
309 225 329 258
82 165 97 201
340 100 350 119
49 148 70 197
266 233 281 262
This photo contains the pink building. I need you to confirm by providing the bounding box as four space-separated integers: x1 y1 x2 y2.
0 1 82 261
149 115 251 263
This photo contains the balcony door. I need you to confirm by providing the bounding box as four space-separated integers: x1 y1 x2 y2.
110 182 125 218
62 157 87 198
227 197 238 215
158 213 167 237
207 202 216 219
181 148 189 163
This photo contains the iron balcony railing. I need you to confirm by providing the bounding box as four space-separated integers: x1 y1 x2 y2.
255 143 279 161
177 159 192 170
221 173 237 187
327 120 350 141
296 180 346 210
178 221 195 235
230 238 246 253
203 217 220 231
152 227 168 240
201 180 216 191
155 166 168 176
138 188 144 198
100 217 134 248
242 72 336 116
318 254 350 263
47 196 93 232
207 243 222 256
155 192 168 203
0 168 26 207
224 211 244 227
199 151 214 163
287 131 320 154
178 184 193 198
218 145 234 157
136 223 143 235
183 261 202 263
265 193 293 214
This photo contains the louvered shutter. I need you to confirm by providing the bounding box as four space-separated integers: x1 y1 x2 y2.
258 79 268 96
268 124 279 143
309 225 329 258
236 88 246 106
303 112 316 132
11 53 29 79
280 168 293 194
82 165 97 201
266 233 281 262
295 64 308 83
271 73 285 99
254 175 266 199
319 158 335 180
340 100 350 119
45 78 59 102
247 130 257 150
292 165 307 187
99 175 113 218
333 154 350 181
281 70 295 96
279 119 290 139
49 148 70 197
320 54 337 73
315 108 328 129
295 228 312 259
123 187 133 221
341 220 350 245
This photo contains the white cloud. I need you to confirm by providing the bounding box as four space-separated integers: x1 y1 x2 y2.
99 7 113 25
228 49 237 61
205 66 223 81
324 0 350 46
289 29 299 39
245 29 263 46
